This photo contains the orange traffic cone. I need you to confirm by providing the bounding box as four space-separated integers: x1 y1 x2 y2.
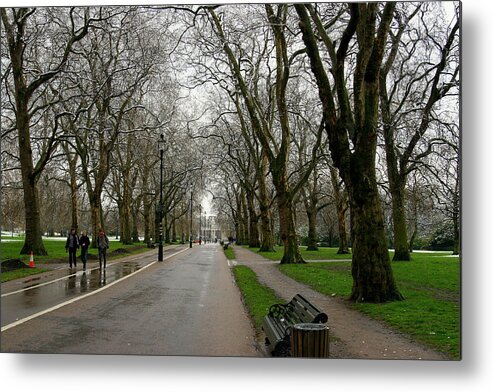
29 251 35 268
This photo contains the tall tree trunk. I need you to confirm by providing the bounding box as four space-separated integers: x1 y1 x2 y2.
171 212 177 243
16 77 47 255
277 194 304 264
65 150 79 232
347 85 403 301
143 198 151 243
273 178 304 264
390 181 410 260
330 166 350 254
349 194 402 302
259 204 275 252
327 227 334 248
268 5 304 264
233 216 240 243
453 215 460 255
89 193 103 247
119 169 132 244
246 188 260 248
409 225 417 253
20 169 46 255
241 190 249 245
131 201 140 243
258 152 275 252
305 207 318 251
301 173 319 252
164 214 171 243
142 175 151 243
381 84 410 261
348 157 403 302
120 206 132 244
236 189 248 245
452 181 460 255
81 131 113 248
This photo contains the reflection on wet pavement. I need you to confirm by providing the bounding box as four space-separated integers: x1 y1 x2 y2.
2 260 145 328
63 263 142 295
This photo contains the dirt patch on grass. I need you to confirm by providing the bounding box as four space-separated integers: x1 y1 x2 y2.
109 248 131 256
1 259 29 272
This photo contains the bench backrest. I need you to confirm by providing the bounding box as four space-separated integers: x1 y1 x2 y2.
289 294 328 324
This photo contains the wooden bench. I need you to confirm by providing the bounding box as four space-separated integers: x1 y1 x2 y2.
262 294 328 357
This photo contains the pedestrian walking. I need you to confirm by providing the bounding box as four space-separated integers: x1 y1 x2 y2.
96 229 109 269
79 230 91 270
65 228 79 269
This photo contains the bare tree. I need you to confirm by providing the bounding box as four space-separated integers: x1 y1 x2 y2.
206 5 323 263
379 3 459 260
64 8 158 244
1 7 103 254
295 3 404 302
423 122 460 254
329 165 350 254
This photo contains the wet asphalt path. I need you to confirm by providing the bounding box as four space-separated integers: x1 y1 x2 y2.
1 246 184 328
0 244 259 357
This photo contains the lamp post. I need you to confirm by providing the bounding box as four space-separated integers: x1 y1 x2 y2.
158 134 165 261
204 210 207 243
189 183 193 248
199 204 202 245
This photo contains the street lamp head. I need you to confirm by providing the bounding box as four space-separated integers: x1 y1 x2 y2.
158 133 165 152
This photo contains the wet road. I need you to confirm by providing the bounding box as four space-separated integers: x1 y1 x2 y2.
1 247 178 329
0 244 259 357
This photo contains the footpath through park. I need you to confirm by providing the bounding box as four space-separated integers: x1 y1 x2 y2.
232 246 449 360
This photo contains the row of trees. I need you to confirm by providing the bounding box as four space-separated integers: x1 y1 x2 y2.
1 7 205 252
177 3 459 302
1 3 459 303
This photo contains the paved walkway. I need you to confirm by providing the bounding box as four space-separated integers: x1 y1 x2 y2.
2 244 259 356
233 246 450 360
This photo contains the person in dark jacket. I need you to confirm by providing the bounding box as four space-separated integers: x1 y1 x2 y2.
96 229 109 269
65 228 79 269
79 230 91 270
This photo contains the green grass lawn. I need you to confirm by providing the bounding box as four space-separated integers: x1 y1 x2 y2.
1 267 51 283
232 265 283 331
278 252 460 359
223 245 236 260
245 245 353 261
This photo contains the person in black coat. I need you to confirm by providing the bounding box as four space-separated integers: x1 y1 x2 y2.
79 230 91 270
65 228 79 269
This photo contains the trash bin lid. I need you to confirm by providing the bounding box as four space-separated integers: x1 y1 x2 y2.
293 323 329 331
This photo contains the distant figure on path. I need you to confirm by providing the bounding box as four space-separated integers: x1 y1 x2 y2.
79 231 91 270
65 228 80 269
96 229 110 269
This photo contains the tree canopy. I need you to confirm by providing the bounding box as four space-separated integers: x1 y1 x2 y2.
1 3 460 303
